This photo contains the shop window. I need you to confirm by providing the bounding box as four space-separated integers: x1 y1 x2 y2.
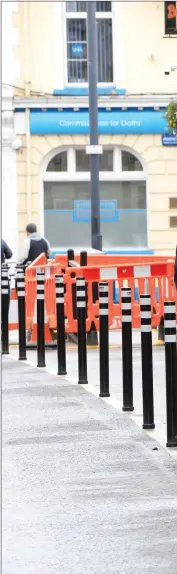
44 147 147 249
76 149 113 171
44 180 147 248
164 1 177 35
44 182 74 209
47 151 67 171
66 2 113 83
100 149 113 171
122 151 143 172
169 216 177 228
169 197 177 209
76 149 89 171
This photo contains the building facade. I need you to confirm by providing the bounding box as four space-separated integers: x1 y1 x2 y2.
3 1 177 255
2 2 19 259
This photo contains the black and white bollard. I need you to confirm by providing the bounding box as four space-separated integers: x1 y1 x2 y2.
37 270 46 367
76 277 88 384
55 275 67 375
164 301 177 447
1 264 10 354
17 266 27 361
140 294 155 429
121 288 134 411
99 282 110 397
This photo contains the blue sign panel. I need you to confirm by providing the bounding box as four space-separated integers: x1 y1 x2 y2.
30 110 168 135
73 200 119 223
162 134 177 146
72 43 83 56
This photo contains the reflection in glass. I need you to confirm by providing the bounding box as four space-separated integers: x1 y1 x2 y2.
47 152 67 172
122 151 143 171
76 149 113 171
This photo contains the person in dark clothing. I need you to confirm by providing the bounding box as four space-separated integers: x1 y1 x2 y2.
1 240 13 264
1 240 12 312
17 223 50 266
174 247 177 289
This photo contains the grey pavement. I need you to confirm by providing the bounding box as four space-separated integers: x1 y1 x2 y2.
2 356 177 574
10 341 171 448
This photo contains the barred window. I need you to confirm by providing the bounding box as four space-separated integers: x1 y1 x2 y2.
66 2 112 12
66 2 113 83
164 1 177 34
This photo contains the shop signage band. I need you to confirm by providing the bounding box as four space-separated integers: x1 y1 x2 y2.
30 109 168 135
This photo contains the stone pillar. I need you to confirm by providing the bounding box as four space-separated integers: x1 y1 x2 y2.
2 106 18 260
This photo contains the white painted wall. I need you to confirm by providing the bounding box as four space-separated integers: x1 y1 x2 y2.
2 2 18 260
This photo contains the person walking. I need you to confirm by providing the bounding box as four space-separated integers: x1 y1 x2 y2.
17 223 50 266
1 239 13 264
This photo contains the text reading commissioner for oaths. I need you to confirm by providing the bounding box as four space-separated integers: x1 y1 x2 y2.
57 119 141 128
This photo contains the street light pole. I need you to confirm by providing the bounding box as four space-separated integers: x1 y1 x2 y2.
87 0 102 251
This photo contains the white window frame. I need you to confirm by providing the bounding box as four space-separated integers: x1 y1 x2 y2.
64 1 114 86
42 147 146 182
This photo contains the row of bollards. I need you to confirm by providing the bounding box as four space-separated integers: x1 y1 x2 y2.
1 266 177 447
1 264 10 355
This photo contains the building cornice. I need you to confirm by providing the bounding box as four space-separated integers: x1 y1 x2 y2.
13 94 177 110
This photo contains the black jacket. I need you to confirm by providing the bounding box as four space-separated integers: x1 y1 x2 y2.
1 240 13 264
18 232 50 265
174 247 177 289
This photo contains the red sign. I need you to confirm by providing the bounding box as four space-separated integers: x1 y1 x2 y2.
168 4 177 18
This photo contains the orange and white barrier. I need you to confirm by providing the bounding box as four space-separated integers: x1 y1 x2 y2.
8 287 18 331
7 255 177 341
29 300 53 345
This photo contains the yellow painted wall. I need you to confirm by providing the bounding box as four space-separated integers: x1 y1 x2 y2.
120 1 177 93
13 1 177 94
16 134 177 254
13 1 62 93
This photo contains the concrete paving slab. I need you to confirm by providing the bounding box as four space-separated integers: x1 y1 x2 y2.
2 356 177 574
9 343 174 453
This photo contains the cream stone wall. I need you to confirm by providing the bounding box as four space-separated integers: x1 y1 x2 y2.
13 1 177 94
13 1 64 94
120 1 177 94
16 133 177 254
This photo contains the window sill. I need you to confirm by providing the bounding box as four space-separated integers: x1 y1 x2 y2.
53 86 126 96
163 34 177 38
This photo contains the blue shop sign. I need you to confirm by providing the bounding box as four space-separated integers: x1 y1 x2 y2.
30 109 168 135
162 133 177 146
73 200 119 222
72 43 83 56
